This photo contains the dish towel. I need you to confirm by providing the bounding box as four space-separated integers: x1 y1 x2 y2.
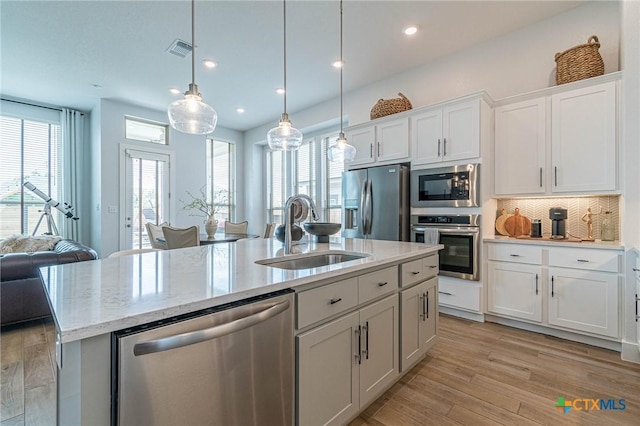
423 229 440 245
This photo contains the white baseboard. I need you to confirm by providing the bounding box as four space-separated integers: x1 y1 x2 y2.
622 341 640 364
440 306 484 322
484 314 621 351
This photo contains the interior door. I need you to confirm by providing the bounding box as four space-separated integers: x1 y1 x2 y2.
123 148 171 250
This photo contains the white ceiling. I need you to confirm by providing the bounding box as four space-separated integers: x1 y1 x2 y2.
1 0 584 131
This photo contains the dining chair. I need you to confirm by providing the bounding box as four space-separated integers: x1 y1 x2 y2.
162 225 200 249
108 248 163 258
145 222 169 250
225 220 248 234
263 222 276 238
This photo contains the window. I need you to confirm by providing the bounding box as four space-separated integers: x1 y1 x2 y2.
265 132 343 225
0 116 62 238
125 116 168 145
206 140 235 225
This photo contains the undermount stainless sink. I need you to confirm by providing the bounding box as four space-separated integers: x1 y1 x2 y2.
255 251 370 270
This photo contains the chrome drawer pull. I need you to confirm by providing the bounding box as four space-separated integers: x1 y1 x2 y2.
378 281 389 287
329 298 342 305
509 254 521 257
438 291 453 296
411 271 420 275
633 268 640 272
429 265 438 269
577 259 590 263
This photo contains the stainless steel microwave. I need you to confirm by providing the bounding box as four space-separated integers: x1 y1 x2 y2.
410 164 479 208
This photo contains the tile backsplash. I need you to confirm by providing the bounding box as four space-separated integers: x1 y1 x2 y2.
496 196 620 241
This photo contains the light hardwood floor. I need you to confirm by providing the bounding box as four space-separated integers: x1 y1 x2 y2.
2 315 640 425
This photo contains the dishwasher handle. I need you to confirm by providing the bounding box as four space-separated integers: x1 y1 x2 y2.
133 299 290 356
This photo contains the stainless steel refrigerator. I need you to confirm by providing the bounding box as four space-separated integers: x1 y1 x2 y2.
342 164 409 241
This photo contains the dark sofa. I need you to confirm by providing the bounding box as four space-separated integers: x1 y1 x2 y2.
0 239 97 326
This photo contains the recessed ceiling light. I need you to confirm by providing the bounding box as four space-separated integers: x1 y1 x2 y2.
169 88 181 94
202 59 217 68
332 60 343 68
236 108 245 113
276 88 285 95
403 25 419 36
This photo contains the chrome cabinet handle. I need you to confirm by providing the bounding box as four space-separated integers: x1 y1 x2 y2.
133 299 290 356
509 254 521 257
443 138 447 156
378 281 389 287
577 259 590 263
535 274 539 295
636 294 638 322
429 265 438 269
370 143 373 158
551 276 555 297
554 166 558 186
329 298 342 305
426 291 430 320
539 168 543 187
355 326 362 364
419 294 425 321
633 268 640 272
437 139 441 157
365 321 369 360
411 271 421 275
439 291 453 296
377 142 381 157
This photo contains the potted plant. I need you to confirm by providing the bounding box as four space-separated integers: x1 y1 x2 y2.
180 186 228 238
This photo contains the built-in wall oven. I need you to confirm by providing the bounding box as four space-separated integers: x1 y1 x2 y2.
410 164 479 208
411 214 479 281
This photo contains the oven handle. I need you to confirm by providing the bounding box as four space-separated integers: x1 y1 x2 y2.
437 228 479 235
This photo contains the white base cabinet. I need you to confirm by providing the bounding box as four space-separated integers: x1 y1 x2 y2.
487 262 542 323
400 277 437 372
297 295 398 426
548 267 619 338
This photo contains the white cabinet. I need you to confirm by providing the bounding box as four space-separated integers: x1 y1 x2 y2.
412 99 480 166
400 277 437 372
548 267 619 338
345 117 409 167
551 82 617 193
487 262 542 322
494 98 546 195
297 294 398 426
486 242 621 340
493 77 618 196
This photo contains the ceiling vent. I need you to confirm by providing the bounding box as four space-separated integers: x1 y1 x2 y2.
167 39 192 58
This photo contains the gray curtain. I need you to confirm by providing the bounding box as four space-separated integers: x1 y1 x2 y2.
61 108 84 242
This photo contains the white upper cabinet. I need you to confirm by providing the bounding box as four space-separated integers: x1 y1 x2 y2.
494 98 547 195
551 82 617 193
493 75 619 196
345 117 409 167
412 99 481 166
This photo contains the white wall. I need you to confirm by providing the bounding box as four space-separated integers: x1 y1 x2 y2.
243 1 621 230
92 99 243 258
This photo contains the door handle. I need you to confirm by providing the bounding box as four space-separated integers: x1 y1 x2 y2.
443 138 447 156
636 294 638 322
419 294 425 320
426 291 429 320
359 182 367 232
370 143 373 158
362 322 369 360
437 139 441 157
355 326 362 364
554 166 558 186
133 299 290 356
377 142 381 157
539 168 543 187
551 276 555 297
535 274 539 295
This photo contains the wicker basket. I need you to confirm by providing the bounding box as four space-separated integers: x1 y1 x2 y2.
370 92 413 120
555 35 604 85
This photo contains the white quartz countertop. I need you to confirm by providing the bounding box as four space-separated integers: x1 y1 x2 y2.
41 238 442 343
483 235 624 250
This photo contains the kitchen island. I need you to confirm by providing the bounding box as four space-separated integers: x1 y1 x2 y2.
42 237 441 425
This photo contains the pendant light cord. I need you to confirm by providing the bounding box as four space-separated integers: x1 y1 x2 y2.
191 0 196 87
339 0 343 133
283 0 288 115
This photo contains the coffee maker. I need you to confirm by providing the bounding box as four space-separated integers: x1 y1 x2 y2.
549 207 567 239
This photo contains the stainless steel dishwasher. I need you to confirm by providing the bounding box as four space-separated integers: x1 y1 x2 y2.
113 290 294 426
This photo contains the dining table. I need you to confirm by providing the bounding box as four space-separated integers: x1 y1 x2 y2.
199 233 260 244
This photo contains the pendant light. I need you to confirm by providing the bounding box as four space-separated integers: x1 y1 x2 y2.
267 0 303 151
328 0 356 163
168 0 217 135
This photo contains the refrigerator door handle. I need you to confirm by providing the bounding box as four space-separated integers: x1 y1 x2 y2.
365 179 373 235
360 181 367 232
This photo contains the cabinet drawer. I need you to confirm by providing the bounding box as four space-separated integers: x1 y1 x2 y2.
438 279 481 312
488 244 542 265
548 247 619 273
423 255 439 279
297 278 358 329
358 266 397 304
401 259 425 288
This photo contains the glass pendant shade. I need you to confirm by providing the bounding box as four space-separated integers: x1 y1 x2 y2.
328 132 356 162
267 113 303 151
168 86 217 135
